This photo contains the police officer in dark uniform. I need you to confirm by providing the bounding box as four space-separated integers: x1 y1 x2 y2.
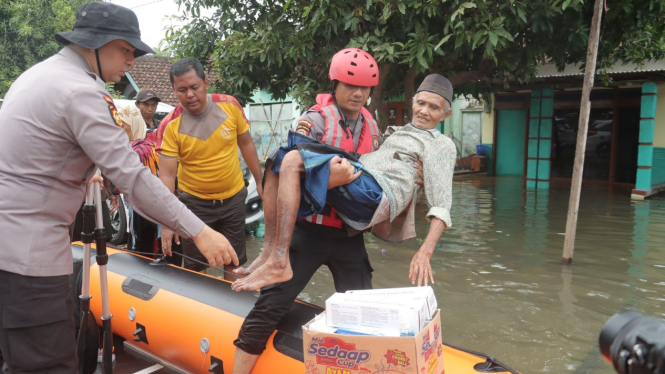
0 3 237 373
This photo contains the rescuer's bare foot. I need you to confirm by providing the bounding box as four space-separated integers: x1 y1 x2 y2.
233 247 272 276
231 257 292 292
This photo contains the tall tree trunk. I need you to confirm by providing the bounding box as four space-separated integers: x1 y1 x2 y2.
403 66 417 120
368 63 392 131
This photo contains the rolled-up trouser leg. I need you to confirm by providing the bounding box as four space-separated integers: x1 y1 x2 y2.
234 221 374 354
234 226 325 354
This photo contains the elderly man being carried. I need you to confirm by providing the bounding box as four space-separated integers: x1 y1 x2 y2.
232 74 458 292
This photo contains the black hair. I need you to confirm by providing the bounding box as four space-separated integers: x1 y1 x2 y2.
169 58 206 86
330 80 338 97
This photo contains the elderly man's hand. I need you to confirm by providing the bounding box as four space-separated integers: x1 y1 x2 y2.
409 248 434 286
192 225 239 269
328 156 362 189
414 160 424 186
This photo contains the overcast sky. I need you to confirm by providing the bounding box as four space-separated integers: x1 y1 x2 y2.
106 0 215 50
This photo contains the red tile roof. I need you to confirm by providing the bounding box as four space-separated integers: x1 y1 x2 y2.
128 55 178 106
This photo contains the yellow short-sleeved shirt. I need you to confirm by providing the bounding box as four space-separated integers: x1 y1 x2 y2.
161 94 249 200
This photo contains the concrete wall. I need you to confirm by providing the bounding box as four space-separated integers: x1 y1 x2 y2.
653 84 665 147
652 148 665 185
448 96 465 152
652 85 665 186
440 95 489 157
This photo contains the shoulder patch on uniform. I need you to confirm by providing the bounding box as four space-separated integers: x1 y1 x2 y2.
103 95 123 128
372 134 380 150
296 119 313 135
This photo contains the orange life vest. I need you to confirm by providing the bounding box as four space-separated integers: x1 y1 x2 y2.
302 94 381 229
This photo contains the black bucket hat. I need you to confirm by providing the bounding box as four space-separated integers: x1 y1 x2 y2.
55 2 153 57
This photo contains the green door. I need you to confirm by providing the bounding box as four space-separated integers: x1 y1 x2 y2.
496 109 526 176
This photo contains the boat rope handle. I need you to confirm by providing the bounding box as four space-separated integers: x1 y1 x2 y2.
441 341 520 374
105 248 241 278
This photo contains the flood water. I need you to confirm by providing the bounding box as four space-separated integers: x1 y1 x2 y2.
241 175 665 374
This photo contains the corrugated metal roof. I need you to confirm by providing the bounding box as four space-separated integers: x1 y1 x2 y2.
536 60 665 78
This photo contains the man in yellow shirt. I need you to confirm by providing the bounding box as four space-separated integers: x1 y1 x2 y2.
159 58 263 277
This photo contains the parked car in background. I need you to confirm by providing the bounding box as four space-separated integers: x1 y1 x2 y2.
587 119 613 158
107 194 129 245
240 157 264 232
554 117 613 158
555 117 576 149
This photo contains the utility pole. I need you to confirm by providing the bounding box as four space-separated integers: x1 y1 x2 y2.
562 0 604 264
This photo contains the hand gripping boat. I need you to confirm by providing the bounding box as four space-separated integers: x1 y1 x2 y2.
71 244 519 374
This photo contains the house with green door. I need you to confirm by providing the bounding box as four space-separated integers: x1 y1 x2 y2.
484 60 665 200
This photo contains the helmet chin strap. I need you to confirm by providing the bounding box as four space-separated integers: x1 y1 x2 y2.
330 80 352 139
95 49 105 83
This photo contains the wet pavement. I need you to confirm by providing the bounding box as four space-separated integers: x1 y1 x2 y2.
234 175 665 374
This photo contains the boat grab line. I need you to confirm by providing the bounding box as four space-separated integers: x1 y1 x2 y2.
133 364 164 374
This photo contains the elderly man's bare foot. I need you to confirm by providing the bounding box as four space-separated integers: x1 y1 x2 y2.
233 246 273 276
233 266 251 277
231 260 293 292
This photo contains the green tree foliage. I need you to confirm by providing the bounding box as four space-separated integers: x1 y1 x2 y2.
105 82 125 99
164 0 665 128
0 0 92 96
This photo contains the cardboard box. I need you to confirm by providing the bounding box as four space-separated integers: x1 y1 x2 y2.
325 293 429 337
308 312 338 334
345 286 438 318
303 310 444 374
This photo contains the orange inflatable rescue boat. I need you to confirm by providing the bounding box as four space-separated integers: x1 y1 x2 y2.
71 243 519 374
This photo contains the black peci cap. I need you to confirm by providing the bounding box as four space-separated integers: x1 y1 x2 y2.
416 74 454 105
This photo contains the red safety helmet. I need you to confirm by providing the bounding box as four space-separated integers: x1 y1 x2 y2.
328 48 379 87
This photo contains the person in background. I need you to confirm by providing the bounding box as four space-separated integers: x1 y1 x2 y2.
135 89 162 130
119 104 147 142
117 105 159 255
159 58 263 278
0 3 237 373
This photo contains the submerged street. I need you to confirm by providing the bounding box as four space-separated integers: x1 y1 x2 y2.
229 175 665 374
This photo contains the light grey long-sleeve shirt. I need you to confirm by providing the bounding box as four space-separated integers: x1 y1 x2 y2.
0 47 204 276
359 123 456 227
